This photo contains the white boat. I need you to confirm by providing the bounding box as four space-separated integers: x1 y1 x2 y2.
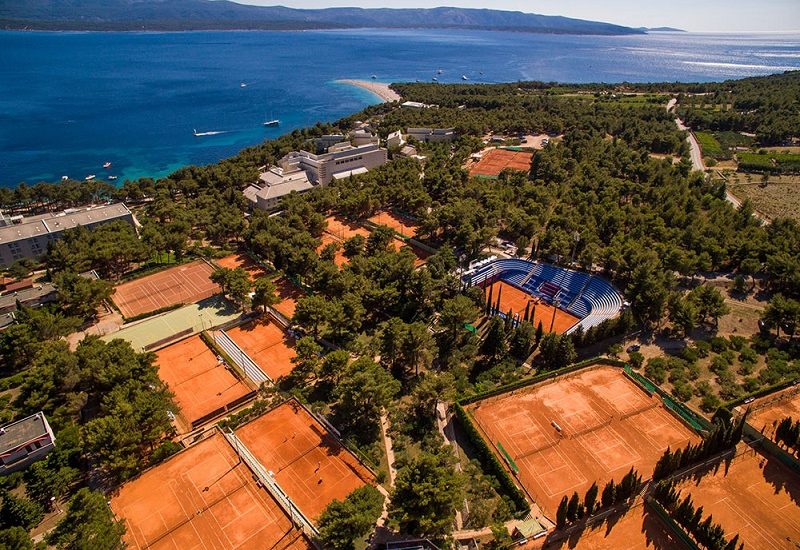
437 69 443 74
108 175 118 180
240 82 247 88
462 75 468 80
432 77 438 82
371 75 377 79
61 175 68 181
85 174 96 181
103 161 112 169
193 128 226 136
263 119 280 127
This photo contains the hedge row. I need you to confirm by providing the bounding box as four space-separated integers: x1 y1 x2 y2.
454 403 530 517
458 356 627 406
723 377 800 410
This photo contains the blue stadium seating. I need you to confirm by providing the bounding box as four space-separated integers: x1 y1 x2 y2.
462 258 623 333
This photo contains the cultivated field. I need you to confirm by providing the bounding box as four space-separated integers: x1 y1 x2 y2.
113 260 219 318
155 335 253 431
727 174 800 222
224 319 297 380
470 148 534 177
111 432 312 550
235 400 375 522
467 365 699 515
483 280 579 334
675 445 800 550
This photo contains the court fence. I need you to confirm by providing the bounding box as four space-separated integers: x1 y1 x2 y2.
222 429 320 545
743 422 800 476
645 497 700 550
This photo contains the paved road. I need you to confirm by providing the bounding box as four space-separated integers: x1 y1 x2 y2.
675 117 706 172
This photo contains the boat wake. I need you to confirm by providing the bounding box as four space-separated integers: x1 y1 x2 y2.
193 129 228 137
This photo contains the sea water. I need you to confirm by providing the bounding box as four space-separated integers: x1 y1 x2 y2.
1 29 799 187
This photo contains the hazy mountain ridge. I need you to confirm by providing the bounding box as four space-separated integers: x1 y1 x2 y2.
0 0 645 34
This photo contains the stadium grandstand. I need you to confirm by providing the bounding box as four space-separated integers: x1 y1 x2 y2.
462 258 624 334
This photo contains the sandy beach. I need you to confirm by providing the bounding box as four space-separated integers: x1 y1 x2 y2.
337 79 401 103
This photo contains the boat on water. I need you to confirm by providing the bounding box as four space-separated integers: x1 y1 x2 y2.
240 82 247 88
263 119 280 127
103 161 112 169
61 175 68 181
85 174 96 181
432 77 438 82
193 128 225 136
437 69 443 74
371 75 377 79
108 175 118 180
462 75 468 80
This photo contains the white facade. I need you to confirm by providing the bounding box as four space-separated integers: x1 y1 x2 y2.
278 143 388 185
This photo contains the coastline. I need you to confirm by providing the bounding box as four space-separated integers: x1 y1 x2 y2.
336 79 402 103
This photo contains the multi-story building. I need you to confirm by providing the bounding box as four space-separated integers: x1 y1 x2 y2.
0 412 56 475
0 203 136 268
278 143 388 186
406 127 457 143
243 167 314 211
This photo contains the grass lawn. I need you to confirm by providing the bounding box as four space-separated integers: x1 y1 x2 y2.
695 131 725 159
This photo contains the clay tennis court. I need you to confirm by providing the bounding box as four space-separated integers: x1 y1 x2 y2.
216 253 268 281
272 276 305 319
484 280 579 334
113 260 219 318
470 148 534 177
235 400 375 522
467 365 699 516
674 444 800 549
111 432 312 550
542 502 681 550
368 210 420 238
155 335 254 432
740 386 800 437
324 215 370 241
317 233 349 267
225 319 297 380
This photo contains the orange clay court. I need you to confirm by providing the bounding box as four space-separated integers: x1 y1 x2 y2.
739 386 800 437
368 210 420 238
674 444 800 550
113 260 219 318
155 335 253 432
216 253 268 281
324 215 370 241
224 319 297 380
484 280 579 334
470 148 534 177
271 276 305 319
467 365 699 516
111 432 312 550
541 502 682 550
235 400 375 522
321 214 427 267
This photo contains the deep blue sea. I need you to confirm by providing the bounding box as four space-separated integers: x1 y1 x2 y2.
1 29 799 188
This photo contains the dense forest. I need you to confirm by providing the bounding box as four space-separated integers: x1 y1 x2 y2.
1 72 799 548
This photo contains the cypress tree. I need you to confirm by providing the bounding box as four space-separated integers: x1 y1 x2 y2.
566 491 581 522
486 285 494 316
523 301 530 323
556 496 568 529
584 482 598 516
601 479 615 508
535 320 544 343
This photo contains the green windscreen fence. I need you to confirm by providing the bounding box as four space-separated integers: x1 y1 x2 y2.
497 441 520 474
624 366 710 433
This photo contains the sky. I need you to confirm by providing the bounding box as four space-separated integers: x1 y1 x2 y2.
238 0 800 32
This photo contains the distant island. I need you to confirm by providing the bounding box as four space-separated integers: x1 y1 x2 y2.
639 26 687 32
0 0 645 35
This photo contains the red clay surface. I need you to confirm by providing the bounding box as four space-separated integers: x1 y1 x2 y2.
467 365 700 516
113 260 219 318
541 502 682 550
675 444 800 550
155 335 253 432
272 276 305 319
484 280 579 334
741 386 800 437
317 233 349 267
470 148 534 177
324 215 370 241
111 432 312 550
216 253 268 281
224 319 297 380
235 400 375 523
368 210 420 238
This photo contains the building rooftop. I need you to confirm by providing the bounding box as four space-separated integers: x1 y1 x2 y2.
0 203 132 245
0 282 57 312
0 412 51 454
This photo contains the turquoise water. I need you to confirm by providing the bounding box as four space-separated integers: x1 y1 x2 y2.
1 29 799 187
